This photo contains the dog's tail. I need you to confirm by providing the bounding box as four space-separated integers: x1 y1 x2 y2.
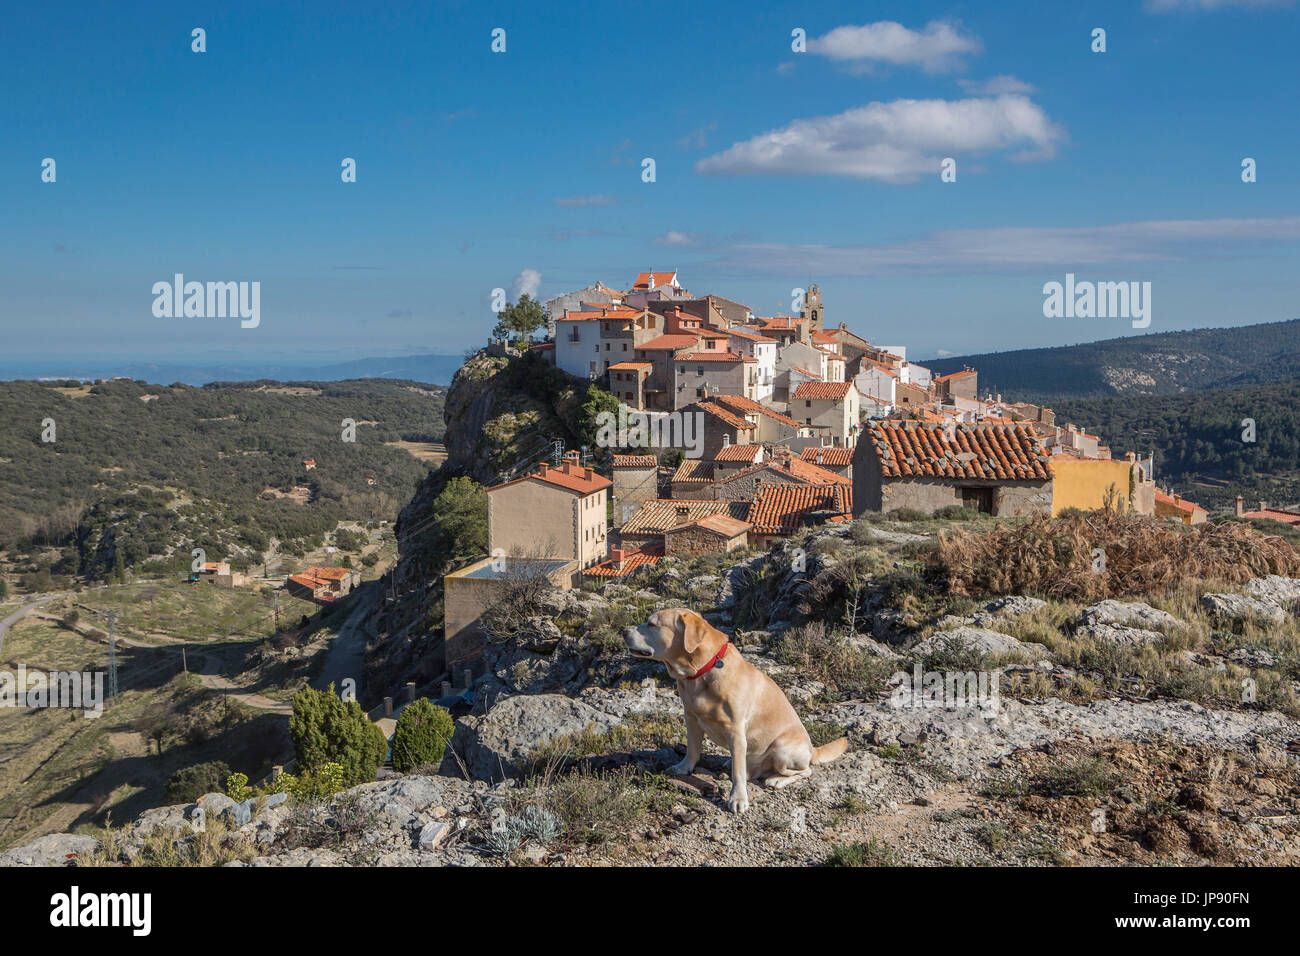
810 736 849 765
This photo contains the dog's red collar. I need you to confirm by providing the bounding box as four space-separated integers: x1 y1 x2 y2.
687 641 729 680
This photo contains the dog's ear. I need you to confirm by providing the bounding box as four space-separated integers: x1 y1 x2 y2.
680 611 706 655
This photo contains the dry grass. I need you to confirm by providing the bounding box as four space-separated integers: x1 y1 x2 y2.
933 511 1300 601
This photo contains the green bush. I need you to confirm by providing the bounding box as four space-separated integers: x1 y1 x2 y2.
931 505 987 522
390 699 455 772
165 760 233 804
289 683 388 787
888 507 928 522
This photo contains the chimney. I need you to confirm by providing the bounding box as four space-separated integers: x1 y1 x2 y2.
613 547 625 568
584 467 593 480
539 462 549 475
1260 500 1267 512
1235 495 1244 517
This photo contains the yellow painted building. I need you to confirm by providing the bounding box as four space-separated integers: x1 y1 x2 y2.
1051 456 1153 516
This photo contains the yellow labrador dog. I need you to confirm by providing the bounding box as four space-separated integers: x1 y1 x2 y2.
624 608 848 813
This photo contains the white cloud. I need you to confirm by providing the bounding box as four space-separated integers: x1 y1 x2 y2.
705 217 1300 275
654 230 704 246
696 95 1063 183
511 269 542 300
958 74 1036 95
808 20 982 73
553 194 617 207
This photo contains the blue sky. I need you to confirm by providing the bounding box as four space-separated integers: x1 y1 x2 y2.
1 0 1297 368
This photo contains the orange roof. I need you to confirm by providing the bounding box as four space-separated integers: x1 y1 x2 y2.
288 566 354 591
936 370 977 382
792 381 854 402
637 334 699 351
725 327 773 342
799 446 854 467
1243 508 1300 526
865 422 1051 481
607 361 652 371
621 499 750 539
749 484 852 535
491 459 612 496
555 311 605 322
710 394 802 430
668 513 752 538
612 454 658 468
632 271 678 290
693 401 756 431
713 444 763 463
716 451 849 489
671 459 715 483
811 331 838 343
790 366 824 380
584 542 663 578
1155 490 1206 515
677 351 754 363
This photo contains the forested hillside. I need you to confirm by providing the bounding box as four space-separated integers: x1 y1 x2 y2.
0 378 445 580
1054 377 1300 510
928 318 1300 401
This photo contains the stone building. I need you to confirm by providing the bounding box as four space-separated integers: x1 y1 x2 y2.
709 450 849 502
486 453 611 575
854 421 1053 516
611 454 659 528
663 513 751 557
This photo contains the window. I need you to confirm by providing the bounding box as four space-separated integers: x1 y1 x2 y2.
622 343 628 351
805 400 812 407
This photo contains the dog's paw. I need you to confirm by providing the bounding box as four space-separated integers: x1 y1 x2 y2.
668 758 695 776
727 788 750 814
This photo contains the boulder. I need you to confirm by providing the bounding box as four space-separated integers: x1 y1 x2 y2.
1073 623 1164 647
0 833 99 867
910 627 1047 661
1244 576 1300 608
1078 600 1183 632
1200 593 1286 624
443 694 621 782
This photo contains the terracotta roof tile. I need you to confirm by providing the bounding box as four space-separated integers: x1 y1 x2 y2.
748 483 852 535
714 451 850 491
490 459 612 495
792 381 854 401
864 422 1051 481
671 459 715 483
621 499 750 538
799 446 854 467
709 394 801 429
607 361 652 370
692 401 756 431
612 454 658 468
584 542 663 578
713 444 763 463
677 351 754 363
668 513 752 538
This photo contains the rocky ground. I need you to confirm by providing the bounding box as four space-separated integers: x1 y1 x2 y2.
6 516 1300 867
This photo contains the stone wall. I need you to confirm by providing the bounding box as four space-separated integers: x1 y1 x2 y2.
613 465 658 527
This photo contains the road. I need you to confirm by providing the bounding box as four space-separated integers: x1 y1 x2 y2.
0 593 69 656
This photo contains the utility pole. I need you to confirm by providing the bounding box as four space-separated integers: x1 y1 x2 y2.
552 438 564 466
273 591 280 632
107 610 118 707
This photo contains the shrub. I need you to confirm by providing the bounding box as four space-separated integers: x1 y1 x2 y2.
164 760 233 804
391 699 455 772
289 683 388 787
933 510 1300 601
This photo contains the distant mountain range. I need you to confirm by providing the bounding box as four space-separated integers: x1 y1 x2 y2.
0 352 467 387
927 318 1300 402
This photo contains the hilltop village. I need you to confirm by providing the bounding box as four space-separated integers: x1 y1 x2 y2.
444 270 1218 676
